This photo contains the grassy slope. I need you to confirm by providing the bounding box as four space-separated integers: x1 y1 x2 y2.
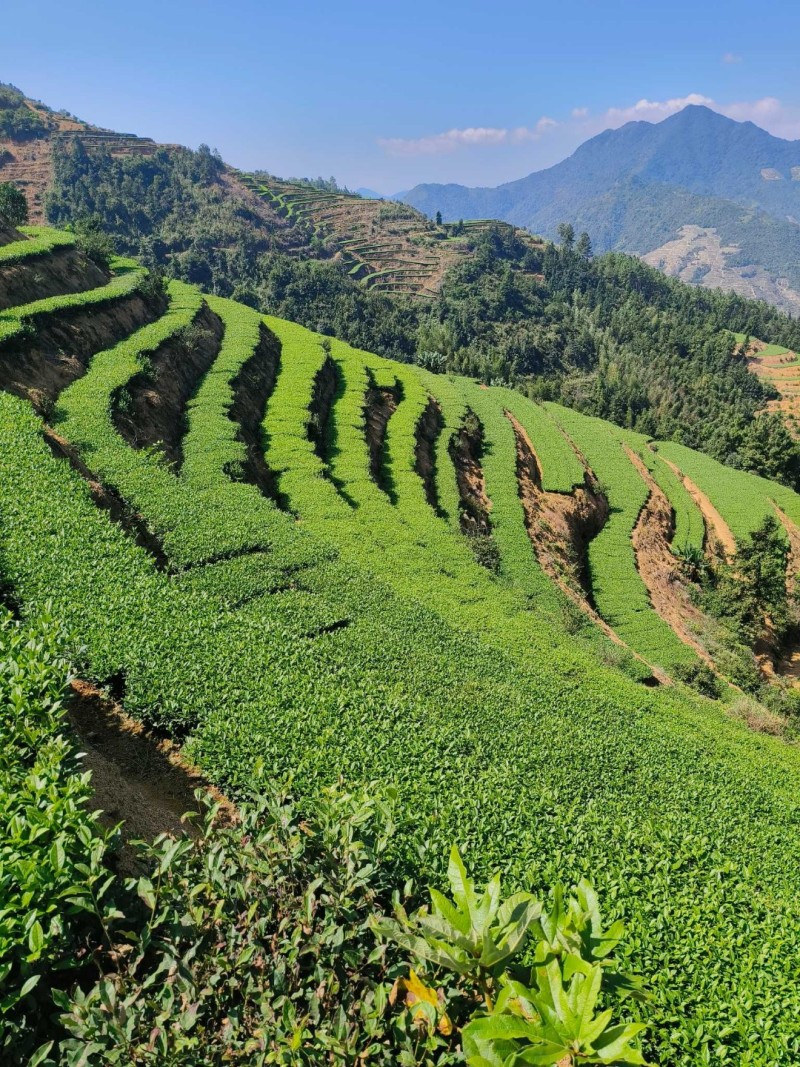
2 235 800 1062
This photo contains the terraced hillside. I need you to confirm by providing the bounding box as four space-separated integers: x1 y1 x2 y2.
0 85 175 223
238 173 539 298
4 224 800 1063
737 332 800 430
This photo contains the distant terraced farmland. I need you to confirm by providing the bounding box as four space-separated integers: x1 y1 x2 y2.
236 173 540 298
734 331 800 431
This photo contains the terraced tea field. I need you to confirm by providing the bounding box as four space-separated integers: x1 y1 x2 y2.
236 173 539 298
4 225 800 1063
736 331 800 430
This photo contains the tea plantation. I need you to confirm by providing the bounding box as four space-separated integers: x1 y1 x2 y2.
3 225 800 1064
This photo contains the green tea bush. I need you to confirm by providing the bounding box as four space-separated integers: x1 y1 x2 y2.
0 607 117 1063
545 405 700 673
0 257 144 345
0 226 75 264
69 216 116 272
56 784 460 1067
377 848 647 1066
1 603 640 1065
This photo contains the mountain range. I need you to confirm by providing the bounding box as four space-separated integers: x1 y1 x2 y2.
400 106 800 314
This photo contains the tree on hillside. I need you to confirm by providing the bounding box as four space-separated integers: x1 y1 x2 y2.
557 222 575 250
71 215 115 270
0 84 48 140
0 182 28 226
435 210 443 226
576 231 593 258
738 413 800 487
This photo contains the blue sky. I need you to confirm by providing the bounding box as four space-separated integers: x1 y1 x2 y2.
3 0 800 192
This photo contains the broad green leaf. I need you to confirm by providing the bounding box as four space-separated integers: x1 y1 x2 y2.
463 1014 540 1067
591 1022 648 1064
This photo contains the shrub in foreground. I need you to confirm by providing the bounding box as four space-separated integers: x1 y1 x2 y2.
0 608 118 1063
1 607 645 1065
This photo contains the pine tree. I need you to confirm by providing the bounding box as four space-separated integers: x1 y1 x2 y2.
557 222 575 250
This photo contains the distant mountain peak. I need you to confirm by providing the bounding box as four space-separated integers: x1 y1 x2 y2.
399 106 800 314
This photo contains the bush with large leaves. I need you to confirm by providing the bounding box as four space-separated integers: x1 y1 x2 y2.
376 848 647 1066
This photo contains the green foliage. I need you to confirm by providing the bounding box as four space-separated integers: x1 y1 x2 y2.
671 661 721 699
57 784 458 1066
44 140 800 489
0 257 143 345
378 848 646 1066
0 182 29 226
702 516 793 646
69 215 115 271
576 231 593 259
544 405 699 673
736 413 800 487
557 222 575 251
0 608 117 1063
671 542 708 583
7 239 800 1061
376 846 541 988
0 226 74 264
0 84 48 140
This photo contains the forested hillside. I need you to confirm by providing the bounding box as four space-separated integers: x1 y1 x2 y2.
401 105 800 314
41 137 800 489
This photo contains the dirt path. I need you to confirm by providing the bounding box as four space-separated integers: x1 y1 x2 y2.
68 680 235 872
664 459 736 559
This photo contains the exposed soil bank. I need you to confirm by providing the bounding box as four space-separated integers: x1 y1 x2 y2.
308 354 338 461
769 505 800 682
414 397 443 511
0 246 107 311
113 302 223 467
0 218 23 245
68 680 235 874
450 410 491 534
0 291 164 413
229 322 281 496
364 377 400 498
509 413 606 596
626 447 716 665
509 414 652 664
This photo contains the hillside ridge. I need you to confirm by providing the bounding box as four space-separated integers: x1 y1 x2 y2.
400 104 800 313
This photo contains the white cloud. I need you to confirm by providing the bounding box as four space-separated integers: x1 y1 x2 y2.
378 94 800 160
378 118 558 156
596 93 715 127
722 52 743 64
720 96 781 123
576 94 800 141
